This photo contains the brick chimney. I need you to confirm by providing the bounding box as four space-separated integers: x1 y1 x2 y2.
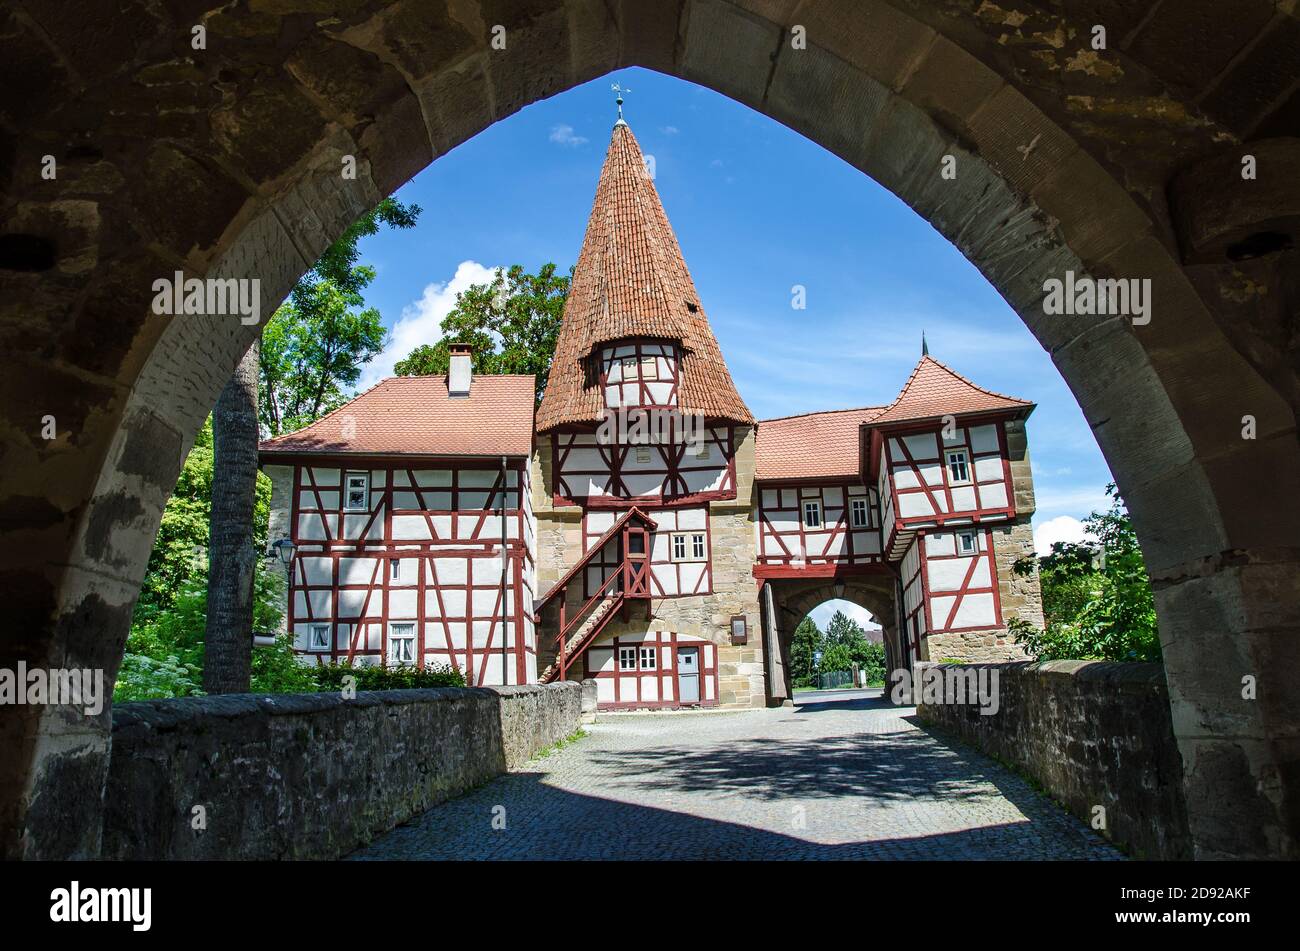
448 342 472 397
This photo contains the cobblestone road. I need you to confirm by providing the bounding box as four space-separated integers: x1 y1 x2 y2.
350 689 1124 860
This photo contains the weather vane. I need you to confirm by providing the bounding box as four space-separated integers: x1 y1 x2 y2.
611 81 630 124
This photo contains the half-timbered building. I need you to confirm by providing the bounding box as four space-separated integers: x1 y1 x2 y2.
259 115 1045 710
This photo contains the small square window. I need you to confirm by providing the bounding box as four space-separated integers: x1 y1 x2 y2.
670 532 706 563
345 471 370 511
946 451 970 485
672 534 687 561
619 646 638 670
691 533 705 560
640 355 658 380
803 499 822 529
850 497 869 528
310 624 330 651
639 646 656 670
635 446 651 464
621 356 637 377
959 531 978 555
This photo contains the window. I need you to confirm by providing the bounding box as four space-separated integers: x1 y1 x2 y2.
390 558 401 582
388 623 416 666
621 355 637 377
639 355 658 380
639 646 656 670
344 471 370 510
634 446 651 464
627 532 645 555
850 497 869 528
958 531 978 555
310 624 330 651
619 646 637 670
803 498 822 528
946 450 970 485
691 440 711 459
671 532 707 562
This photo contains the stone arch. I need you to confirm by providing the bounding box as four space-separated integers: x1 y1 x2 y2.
766 577 899 697
3 1 1297 858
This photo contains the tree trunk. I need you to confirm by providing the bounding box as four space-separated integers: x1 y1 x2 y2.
204 339 260 694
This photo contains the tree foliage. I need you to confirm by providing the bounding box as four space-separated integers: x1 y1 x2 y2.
259 271 388 435
1010 484 1159 662
790 617 822 688
394 263 571 401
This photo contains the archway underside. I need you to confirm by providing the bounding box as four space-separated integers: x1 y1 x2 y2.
2 1 1297 859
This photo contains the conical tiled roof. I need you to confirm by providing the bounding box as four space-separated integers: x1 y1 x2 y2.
536 122 753 431
869 355 1034 426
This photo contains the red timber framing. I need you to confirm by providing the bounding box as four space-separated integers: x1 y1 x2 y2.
755 480 883 569
900 538 926 666
282 457 535 686
583 633 719 709
920 527 1004 635
580 507 714 598
597 339 680 409
873 414 1018 558
551 423 738 507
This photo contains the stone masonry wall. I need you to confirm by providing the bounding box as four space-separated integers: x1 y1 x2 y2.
532 428 767 708
101 683 583 860
917 660 1192 859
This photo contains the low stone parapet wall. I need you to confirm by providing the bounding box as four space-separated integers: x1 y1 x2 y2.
102 682 583 860
915 660 1191 859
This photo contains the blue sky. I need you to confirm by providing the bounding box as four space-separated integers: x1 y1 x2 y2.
354 67 1113 626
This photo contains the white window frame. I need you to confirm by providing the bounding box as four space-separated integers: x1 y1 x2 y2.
670 532 707 563
639 354 658 380
620 355 637 378
390 557 401 582
639 646 657 670
634 446 652 464
388 622 416 666
958 531 978 555
309 623 331 651
802 498 823 529
850 497 869 528
344 470 370 511
946 450 971 485
618 646 638 670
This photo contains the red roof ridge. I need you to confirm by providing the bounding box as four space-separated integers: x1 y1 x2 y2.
870 354 1033 426
758 404 886 424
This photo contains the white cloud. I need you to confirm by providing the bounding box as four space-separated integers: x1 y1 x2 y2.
809 599 879 631
1033 515 1087 555
548 124 588 147
659 125 679 135
359 260 499 390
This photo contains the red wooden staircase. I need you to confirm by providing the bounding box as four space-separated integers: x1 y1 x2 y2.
536 507 656 684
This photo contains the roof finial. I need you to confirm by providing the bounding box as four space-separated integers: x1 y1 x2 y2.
611 81 630 127
921 331 929 357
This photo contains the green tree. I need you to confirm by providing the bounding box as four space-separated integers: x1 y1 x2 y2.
394 263 571 401
790 617 823 688
1011 484 1159 662
259 270 388 435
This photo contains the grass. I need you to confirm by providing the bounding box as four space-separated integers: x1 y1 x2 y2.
533 727 588 759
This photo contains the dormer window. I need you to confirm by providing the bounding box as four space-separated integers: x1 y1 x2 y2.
601 340 679 410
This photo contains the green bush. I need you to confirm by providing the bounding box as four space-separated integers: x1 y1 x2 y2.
1012 485 1159 663
311 662 465 692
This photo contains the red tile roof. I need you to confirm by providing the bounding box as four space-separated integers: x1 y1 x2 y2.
755 406 885 481
536 121 753 431
258 375 536 458
869 356 1033 426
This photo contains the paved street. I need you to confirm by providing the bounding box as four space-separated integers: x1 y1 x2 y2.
350 689 1123 860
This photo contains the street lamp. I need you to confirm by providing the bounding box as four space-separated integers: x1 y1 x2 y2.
271 536 295 582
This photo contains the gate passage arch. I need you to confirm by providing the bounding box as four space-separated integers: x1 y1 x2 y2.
2 1 1297 859
764 578 900 700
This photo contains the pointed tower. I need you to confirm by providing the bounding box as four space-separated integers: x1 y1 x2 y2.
535 121 753 431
